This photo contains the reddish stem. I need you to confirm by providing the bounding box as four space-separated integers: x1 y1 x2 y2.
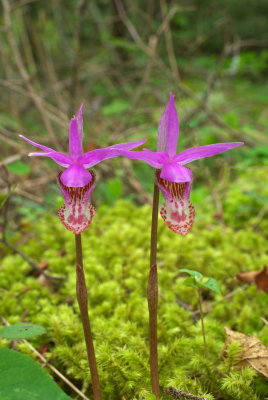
75 234 102 400
147 180 161 397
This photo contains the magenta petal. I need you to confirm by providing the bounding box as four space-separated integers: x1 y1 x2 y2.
29 151 72 167
103 149 168 169
20 135 55 153
157 93 179 158
69 118 82 159
156 170 195 236
105 140 146 150
174 142 244 165
79 140 148 168
160 162 192 183
79 148 122 168
157 102 168 153
60 164 92 187
57 171 96 234
76 104 83 143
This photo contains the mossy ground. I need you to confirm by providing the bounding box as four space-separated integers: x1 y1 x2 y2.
1 166 268 399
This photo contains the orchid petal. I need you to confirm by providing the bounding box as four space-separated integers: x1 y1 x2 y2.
20 134 55 153
57 170 96 234
157 93 179 158
174 142 244 165
160 162 192 183
156 170 195 236
105 139 146 150
61 164 92 187
76 104 83 143
105 149 168 169
69 118 82 159
29 151 72 167
157 102 168 152
79 140 148 168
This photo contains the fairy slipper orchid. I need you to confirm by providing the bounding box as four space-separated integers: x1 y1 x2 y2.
20 105 146 233
119 93 244 235
20 105 146 188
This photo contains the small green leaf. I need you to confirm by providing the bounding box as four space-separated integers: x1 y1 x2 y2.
182 277 199 289
6 161 31 175
180 268 203 281
0 323 46 340
201 278 221 294
102 99 129 116
0 348 73 400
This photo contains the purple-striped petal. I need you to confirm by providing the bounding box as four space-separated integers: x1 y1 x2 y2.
29 151 72 167
160 162 192 183
76 104 83 143
69 118 83 159
60 164 92 187
20 134 55 153
156 170 195 236
57 170 96 234
157 93 179 158
79 140 148 168
174 142 244 165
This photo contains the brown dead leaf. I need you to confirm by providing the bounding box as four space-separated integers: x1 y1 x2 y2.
236 266 268 293
33 259 49 278
38 259 49 271
255 267 268 293
236 270 260 284
222 327 268 378
38 343 49 356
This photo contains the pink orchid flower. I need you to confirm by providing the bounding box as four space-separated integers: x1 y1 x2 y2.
20 105 146 234
118 93 244 235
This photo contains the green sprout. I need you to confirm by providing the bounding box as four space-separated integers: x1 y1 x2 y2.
180 268 221 358
0 185 17 210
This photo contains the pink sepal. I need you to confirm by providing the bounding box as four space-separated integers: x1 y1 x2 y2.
155 170 195 235
57 171 96 234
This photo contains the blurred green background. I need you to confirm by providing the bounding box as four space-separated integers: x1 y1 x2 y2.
0 0 268 220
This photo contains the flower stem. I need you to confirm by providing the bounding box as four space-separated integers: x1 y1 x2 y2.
147 180 161 398
197 288 208 358
75 234 102 400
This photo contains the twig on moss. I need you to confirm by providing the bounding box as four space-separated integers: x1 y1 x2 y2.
0 167 66 283
164 386 211 400
0 315 90 400
1 238 66 283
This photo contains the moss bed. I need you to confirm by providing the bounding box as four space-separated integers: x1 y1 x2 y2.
1 166 268 399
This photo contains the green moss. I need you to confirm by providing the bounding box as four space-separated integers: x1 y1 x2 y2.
1 167 268 399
